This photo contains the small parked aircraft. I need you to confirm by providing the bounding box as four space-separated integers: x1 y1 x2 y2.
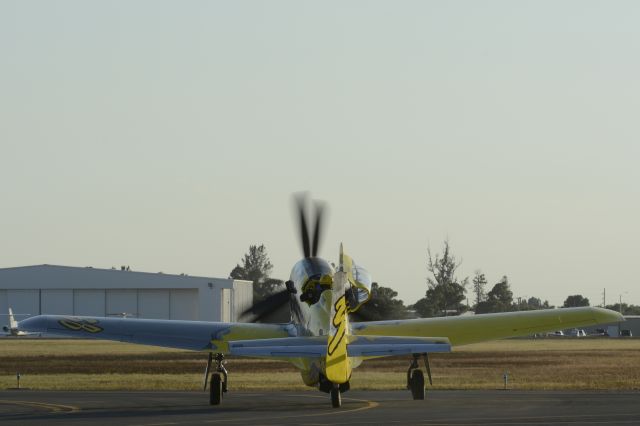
18 195 623 407
2 308 36 336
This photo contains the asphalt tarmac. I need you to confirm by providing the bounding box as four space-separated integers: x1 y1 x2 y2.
0 389 639 425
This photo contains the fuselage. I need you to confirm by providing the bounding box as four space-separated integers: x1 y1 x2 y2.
285 256 370 386
288 257 335 334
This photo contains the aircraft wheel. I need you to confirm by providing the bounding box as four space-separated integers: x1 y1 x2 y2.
330 387 341 408
210 373 223 405
410 369 425 400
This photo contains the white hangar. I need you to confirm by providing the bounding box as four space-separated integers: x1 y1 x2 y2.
0 265 253 322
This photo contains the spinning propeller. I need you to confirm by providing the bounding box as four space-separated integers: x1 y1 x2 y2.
239 194 326 322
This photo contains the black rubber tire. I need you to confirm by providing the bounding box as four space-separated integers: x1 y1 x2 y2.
330 387 341 408
410 369 425 400
210 373 223 405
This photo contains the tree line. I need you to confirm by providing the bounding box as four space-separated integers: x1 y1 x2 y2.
229 243 638 321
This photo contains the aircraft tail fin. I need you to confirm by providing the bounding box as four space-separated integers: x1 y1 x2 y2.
8 308 18 330
2 307 20 335
325 244 351 384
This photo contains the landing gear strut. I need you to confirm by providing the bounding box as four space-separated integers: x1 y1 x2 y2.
407 353 431 400
319 374 349 408
207 353 228 406
330 385 341 408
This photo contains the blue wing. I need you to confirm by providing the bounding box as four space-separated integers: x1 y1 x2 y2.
18 315 292 352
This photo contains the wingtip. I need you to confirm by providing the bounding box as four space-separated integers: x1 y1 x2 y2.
590 306 625 324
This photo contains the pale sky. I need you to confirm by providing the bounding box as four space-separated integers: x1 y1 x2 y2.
1 1 639 308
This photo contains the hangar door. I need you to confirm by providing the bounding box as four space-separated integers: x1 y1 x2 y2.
0 288 199 321
74 290 106 316
170 289 198 320
41 289 73 315
221 288 231 322
138 290 170 319
0 290 40 318
106 289 138 317
110 289 198 320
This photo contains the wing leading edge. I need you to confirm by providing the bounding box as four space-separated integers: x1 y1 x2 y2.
18 315 291 352
351 307 624 346
228 335 451 358
18 307 623 354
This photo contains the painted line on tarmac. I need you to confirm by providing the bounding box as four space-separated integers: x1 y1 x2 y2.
203 394 378 424
0 399 80 413
288 392 380 413
126 393 378 426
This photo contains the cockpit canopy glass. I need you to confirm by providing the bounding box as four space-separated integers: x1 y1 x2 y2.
290 258 335 305
348 261 372 311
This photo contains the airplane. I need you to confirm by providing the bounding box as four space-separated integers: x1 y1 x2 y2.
2 308 37 336
17 195 623 407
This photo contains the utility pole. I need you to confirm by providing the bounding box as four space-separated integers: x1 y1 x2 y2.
602 288 606 308
619 294 623 314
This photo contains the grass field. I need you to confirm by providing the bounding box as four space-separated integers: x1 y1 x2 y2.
1 338 639 391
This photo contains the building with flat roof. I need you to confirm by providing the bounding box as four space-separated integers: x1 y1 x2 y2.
0 265 252 322
582 315 639 337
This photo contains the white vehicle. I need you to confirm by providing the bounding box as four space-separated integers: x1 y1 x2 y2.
568 328 587 337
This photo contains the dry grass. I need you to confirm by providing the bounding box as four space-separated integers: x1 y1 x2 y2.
0 373 310 391
1 338 639 391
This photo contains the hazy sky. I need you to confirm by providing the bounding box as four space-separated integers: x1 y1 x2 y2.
2 1 638 308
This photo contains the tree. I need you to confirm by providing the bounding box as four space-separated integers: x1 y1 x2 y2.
475 276 513 313
356 282 409 321
516 297 553 311
229 244 283 302
526 297 542 310
414 241 468 317
472 270 487 307
563 294 590 308
606 303 640 315
411 297 432 318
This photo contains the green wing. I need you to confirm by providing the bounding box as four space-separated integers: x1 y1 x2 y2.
350 307 623 346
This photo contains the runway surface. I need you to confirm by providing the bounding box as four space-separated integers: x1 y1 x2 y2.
1 389 639 425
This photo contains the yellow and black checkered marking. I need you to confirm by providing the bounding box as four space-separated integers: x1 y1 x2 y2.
58 318 104 333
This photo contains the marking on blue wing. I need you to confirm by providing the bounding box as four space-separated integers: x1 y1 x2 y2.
58 318 104 334
212 327 232 341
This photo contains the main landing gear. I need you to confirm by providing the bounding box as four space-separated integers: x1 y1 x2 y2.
407 353 433 400
319 374 350 408
205 353 228 406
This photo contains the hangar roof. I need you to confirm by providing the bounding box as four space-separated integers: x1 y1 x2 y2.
0 264 222 281
0 264 248 290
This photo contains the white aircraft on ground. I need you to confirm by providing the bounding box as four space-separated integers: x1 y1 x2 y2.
2 308 36 336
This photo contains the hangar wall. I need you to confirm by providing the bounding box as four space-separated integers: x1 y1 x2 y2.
583 315 640 337
0 288 200 320
0 265 253 322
